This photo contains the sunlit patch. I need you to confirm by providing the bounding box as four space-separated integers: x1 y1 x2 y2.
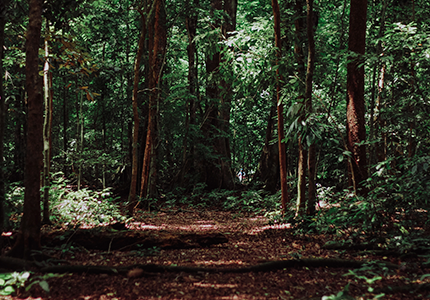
194 259 244 266
128 223 167 230
1 232 13 237
249 223 291 234
194 282 238 288
248 216 267 221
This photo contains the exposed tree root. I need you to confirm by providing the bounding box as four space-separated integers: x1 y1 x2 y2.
41 230 228 251
39 258 399 275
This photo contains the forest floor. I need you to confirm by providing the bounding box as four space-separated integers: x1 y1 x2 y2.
4 206 430 299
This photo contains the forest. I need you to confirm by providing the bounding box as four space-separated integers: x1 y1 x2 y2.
1 0 430 298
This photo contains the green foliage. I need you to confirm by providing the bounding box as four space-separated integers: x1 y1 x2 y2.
5 174 124 228
0 271 63 296
0 271 30 296
50 185 124 227
224 190 281 213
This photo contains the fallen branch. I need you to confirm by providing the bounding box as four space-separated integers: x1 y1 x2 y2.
0 256 36 271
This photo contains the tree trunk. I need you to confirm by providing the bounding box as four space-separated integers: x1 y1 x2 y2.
140 0 166 199
369 0 387 167
305 0 316 216
8 0 43 259
346 0 368 195
177 0 199 187
128 3 147 214
0 0 9 250
62 75 68 176
42 19 53 224
272 0 289 215
199 0 235 191
294 0 307 217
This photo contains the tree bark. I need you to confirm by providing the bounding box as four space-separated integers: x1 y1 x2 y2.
8 0 44 259
140 0 166 199
346 0 368 195
199 0 236 191
305 0 316 216
272 0 289 215
294 0 307 216
0 0 9 250
178 0 199 187
128 2 147 214
42 19 53 224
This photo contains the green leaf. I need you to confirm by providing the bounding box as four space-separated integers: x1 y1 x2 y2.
39 281 50 293
0 286 15 296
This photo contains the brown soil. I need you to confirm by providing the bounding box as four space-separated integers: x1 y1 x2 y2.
4 209 430 299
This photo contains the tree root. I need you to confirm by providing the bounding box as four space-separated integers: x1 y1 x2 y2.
39 258 399 275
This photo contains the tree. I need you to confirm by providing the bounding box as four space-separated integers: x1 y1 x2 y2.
294 0 307 216
42 19 53 224
346 0 368 195
129 1 148 214
305 0 316 216
271 0 289 215
0 0 9 250
140 0 167 199
8 0 44 259
199 0 236 190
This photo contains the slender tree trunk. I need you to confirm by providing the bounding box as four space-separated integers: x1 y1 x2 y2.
272 0 289 215
219 0 237 189
178 0 199 186
327 0 348 116
0 0 9 250
140 0 166 199
407 0 416 158
128 3 147 214
294 0 307 216
8 0 43 259
42 19 53 224
346 0 368 195
305 0 316 216
369 0 387 166
62 75 68 176
77 80 84 190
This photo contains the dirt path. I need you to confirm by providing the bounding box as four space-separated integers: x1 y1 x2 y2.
7 209 430 299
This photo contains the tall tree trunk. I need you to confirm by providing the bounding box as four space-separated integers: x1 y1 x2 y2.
407 0 416 158
305 0 316 216
200 0 235 190
8 0 43 259
272 0 289 215
77 79 84 190
128 3 147 214
327 0 348 116
369 0 387 166
42 19 53 224
140 0 166 199
294 0 307 216
0 0 9 250
346 0 368 195
62 75 68 176
178 0 199 187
